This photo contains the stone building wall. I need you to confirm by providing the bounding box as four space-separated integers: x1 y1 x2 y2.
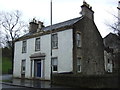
73 16 105 75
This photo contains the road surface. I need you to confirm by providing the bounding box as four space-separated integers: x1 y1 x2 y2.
1 83 24 88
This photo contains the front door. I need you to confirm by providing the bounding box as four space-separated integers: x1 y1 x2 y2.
37 62 41 77
34 61 42 78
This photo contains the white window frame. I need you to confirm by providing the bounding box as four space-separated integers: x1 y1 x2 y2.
35 37 40 51
52 57 58 73
52 33 58 49
22 40 27 53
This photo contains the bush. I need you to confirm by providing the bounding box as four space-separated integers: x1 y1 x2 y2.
2 57 12 74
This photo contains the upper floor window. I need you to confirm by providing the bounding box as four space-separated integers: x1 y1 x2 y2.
35 38 40 51
77 57 81 72
76 33 81 47
22 41 27 53
52 33 58 49
52 57 58 72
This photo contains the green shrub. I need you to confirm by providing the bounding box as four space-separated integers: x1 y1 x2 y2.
2 57 12 74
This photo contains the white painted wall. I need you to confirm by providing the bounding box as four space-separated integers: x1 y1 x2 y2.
13 41 22 77
13 29 73 80
55 29 73 73
13 38 36 78
41 34 51 80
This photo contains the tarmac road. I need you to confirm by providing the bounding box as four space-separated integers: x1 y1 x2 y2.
1 83 23 88
1 83 74 90
1 83 48 90
1 74 73 90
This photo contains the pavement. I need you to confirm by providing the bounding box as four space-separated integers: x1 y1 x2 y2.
0 74 71 89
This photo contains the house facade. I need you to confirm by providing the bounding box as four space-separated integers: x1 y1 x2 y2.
13 1 105 80
14 27 74 80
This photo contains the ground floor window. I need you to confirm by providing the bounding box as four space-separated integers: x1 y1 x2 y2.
107 59 113 73
77 57 81 72
52 57 58 72
21 60 26 74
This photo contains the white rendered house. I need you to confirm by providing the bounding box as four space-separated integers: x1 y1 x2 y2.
13 2 105 80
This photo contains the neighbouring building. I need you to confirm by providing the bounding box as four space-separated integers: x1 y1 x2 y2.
104 33 120 73
13 1 105 80
104 1 120 74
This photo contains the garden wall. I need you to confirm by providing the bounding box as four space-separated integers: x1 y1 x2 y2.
53 73 119 88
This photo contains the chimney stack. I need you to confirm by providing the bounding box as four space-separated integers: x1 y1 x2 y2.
80 1 94 20
37 21 44 32
29 18 44 33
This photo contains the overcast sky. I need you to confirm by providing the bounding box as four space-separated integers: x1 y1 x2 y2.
0 0 119 37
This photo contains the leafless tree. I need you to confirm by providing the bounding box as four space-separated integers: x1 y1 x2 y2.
106 8 120 36
0 30 5 48
0 10 28 73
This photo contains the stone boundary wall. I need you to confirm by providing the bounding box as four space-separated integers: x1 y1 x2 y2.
53 74 119 88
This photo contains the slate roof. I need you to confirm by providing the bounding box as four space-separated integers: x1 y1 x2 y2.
16 16 83 41
104 33 120 51
42 16 83 31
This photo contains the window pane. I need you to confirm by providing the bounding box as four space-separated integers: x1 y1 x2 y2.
22 41 27 53
22 67 25 71
77 58 81 72
53 66 57 71
52 58 58 72
35 38 40 51
77 33 80 40
52 58 58 65
22 60 25 66
77 58 81 65
21 60 26 74
76 33 81 47
52 34 58 48
108 59 110 63
77 65 81 71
